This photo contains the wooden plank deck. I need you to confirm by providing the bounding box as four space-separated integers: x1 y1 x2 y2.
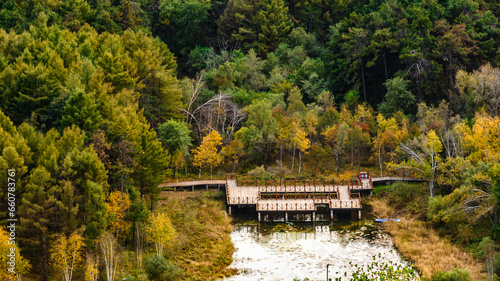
225 179 364 211
160 173 374 212
371 176 425 183
159 180 226 188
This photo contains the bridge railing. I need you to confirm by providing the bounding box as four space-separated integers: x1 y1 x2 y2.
259 192 339 200
329 199 362 209
349 190 361 199
258 185 338 193
228 197 259 205
257 202 317 211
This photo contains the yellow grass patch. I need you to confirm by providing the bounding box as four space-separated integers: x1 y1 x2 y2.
369 198 485 280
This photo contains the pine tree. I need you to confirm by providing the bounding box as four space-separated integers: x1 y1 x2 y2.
61 91 102 134
20 167 58 278
134 130 169 211
255 0 292 54
218 0 261 49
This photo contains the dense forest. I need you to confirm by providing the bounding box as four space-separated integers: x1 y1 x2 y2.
2 0 500 280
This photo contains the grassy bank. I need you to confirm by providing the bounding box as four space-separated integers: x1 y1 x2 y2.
159 191 236 280
369 197 485 280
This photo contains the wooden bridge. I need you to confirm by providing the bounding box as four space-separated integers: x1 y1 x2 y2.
224 172 373 221
159 173 425 222
371 176 426 184
159 180 226 191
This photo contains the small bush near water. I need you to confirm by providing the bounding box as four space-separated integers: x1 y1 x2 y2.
143 254 183 281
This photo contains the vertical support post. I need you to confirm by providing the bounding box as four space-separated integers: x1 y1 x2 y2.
330 209 334 220
331 210 338 221
258 212 261 222
228 206 232 215
206 184 208 191
192 185 194 191
312 211 316 222
285 212 288 222
351 210 361 220
218 184 220 191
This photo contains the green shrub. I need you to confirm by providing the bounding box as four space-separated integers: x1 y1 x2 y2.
143 254 183 281
163 260 183 281
247 165 272 179
430 268 473 281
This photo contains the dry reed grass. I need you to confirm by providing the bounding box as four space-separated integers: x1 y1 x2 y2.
160 192 236 280
368 198 486 280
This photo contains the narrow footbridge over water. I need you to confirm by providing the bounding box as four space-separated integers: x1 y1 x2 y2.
159 173 425 222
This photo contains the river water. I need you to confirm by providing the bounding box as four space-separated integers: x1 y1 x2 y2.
224 217 413 281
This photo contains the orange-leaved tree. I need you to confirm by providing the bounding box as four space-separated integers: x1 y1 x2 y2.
192 130 223 179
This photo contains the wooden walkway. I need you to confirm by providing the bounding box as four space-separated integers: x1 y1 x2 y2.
222 173 373 221
371 176 426 183
160 172 428 221
159 180 225 188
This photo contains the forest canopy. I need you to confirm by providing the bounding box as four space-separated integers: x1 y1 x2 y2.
3 0 500 279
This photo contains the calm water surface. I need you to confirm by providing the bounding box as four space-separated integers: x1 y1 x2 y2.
224 217 412 281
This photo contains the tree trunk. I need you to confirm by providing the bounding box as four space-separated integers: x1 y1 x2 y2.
291 146 296 172
351 143 354 169
357 144 361 172
429 179 434 198
280 142 283 174
298 151 302 174
336 151 340 177
43 230 48 280
383 51 388 81
378 145 383 177
360 58 367 102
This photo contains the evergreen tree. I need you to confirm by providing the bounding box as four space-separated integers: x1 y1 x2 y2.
61 91 102 134
255 0 292 54
20 167 58 278
218 0 261 49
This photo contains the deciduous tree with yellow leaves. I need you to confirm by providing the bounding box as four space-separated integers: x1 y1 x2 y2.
372 113 408 176
106 191 132 236
49 231 84 281
144 212 176 257
85 252 99 281
323 123 349 177
222 139 245 173
192 130 223 179
457 111 500 163
0 228 30 281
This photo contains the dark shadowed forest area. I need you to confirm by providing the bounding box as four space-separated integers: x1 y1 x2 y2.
2 0 500 280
